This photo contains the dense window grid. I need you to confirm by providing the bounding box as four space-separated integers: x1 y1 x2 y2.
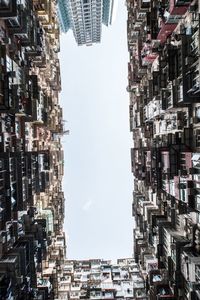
57 0 114 46
127 0 200 299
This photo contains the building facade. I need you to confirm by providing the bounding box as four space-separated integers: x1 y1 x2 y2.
57 0 71 33
0 1 67 299
57 0 115 45
127 0 200 299
58 258 147 299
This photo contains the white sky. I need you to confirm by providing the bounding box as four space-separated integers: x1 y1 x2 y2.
59 1 133 261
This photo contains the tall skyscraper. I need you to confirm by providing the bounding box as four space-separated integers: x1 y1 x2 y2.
57 0 115 46
57 0 71 32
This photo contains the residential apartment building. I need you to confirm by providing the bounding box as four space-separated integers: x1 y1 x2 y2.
57 258 147 299
57 0 115 45
0 1 67 299
127 0 200 299
57 0 71 32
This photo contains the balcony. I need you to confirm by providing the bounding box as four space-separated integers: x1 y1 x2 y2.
180 33 200 102
0 0 17 18
0 254 20 277
33 0 51 26
33 0 49 11
169 0 191 15
150 283 175 300
181 248 200 283
6 10 27 37
188 193 200 211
